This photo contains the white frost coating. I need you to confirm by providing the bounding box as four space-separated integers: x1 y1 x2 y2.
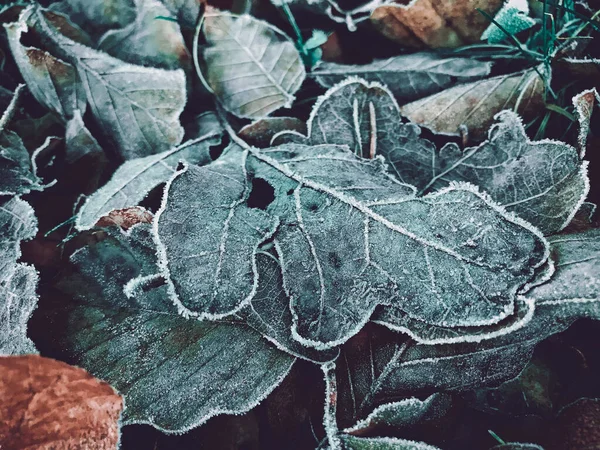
0 84 25 132
200 12 305 119
375 297 535 346
573 88 600 157
340 435 442 450
123 273 163 298
311 53 492 103
153 153 280 320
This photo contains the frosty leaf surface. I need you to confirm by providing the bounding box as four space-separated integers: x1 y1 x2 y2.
237 253 338 363
64 109 105 165
76 128 222 230
28 6 186 159
374 296 535 345
400 69 544 141
0 129 43 196
247 144 547 348
98 0 190 70
337 436 441 450
51 0 136 31
155 147 279 319
400 111 589 235
0 264 39 355
0 197 38 284
272 78 438 183
5 18 86 120
43 224 295 432
343 393 452 435
201 12 305 119
311 53 491 103
337 230 600 421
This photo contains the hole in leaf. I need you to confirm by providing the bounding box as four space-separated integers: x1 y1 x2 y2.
287 189 294 196
247 178 274 210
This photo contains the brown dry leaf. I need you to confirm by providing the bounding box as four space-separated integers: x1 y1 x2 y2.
370 0 504 48
554 398 600 450
239 117 307 148
0 355 123 450
95 206 154 230
399 68 545 141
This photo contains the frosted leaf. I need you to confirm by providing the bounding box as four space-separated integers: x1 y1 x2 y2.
311 54 491 103
481 0 536 43
200 12 305 119
237 253 338 363
155 146 279 319
0 129 43 196
272 78 437 168
337 230 600 418
75 128 222 230
0 264 39 355
0 198 38 285
338 436 441 450
5 17 86 120
418 111 589 235
46 224 295 432
400 69 544 141
491 444 544 450
98 0 190 70
343 393 452 436
573 88 599 156
0 88 43 196
250 144 547 348
27 6 186 160
374 296 535 345
64 109 105 164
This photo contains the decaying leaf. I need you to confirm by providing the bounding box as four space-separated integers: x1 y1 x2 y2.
5 18 87 121
573 88 599 155
24 5 187 160
370 0 504 48
0 355 123 449
75 127 222 230
44 224 295 432
400 68 545 141
200 11 305 119
311 53 492 103
98 0 190 70
239 117 307 148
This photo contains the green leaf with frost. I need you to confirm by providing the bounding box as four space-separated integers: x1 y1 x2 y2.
24 5 187 160
277 79 588 235
343 393 452 435
75 127 222 230
199 12 305 119
0 198 37 284
336 229 600 424
481 0 536 44
156 140 548 349
237 252 339 363
64 109 105 165
311 53 492 103
49 0 136 31
43 224 295 432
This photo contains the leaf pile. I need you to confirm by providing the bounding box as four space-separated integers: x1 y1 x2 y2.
0 0 599 449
